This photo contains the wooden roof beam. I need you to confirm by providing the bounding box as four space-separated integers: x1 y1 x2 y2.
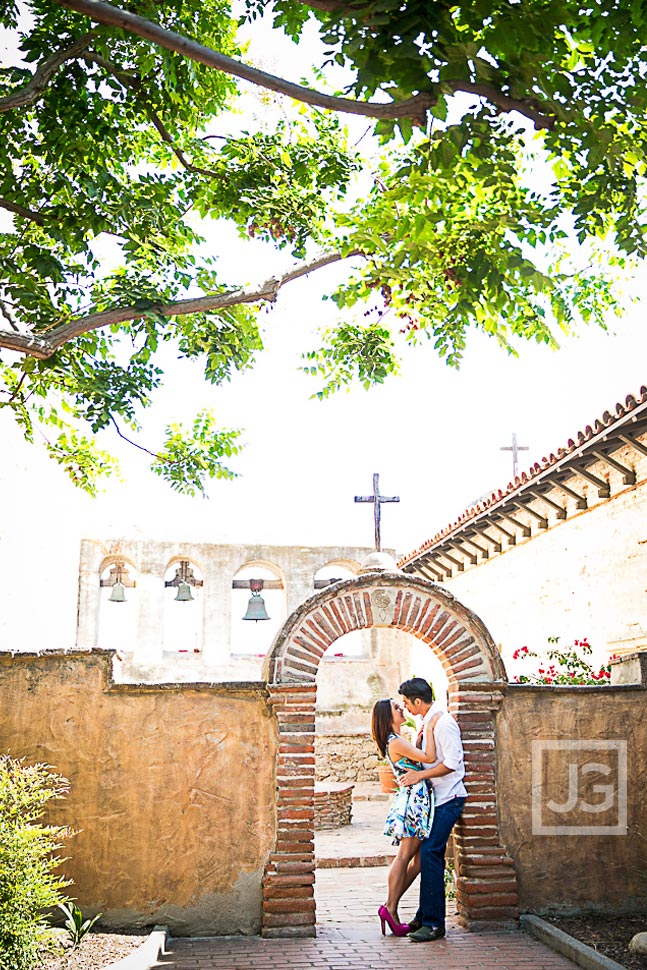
479 531 502 553
418 561 445 583
510 500 547 529
462 536 490 559
590 450 635 485
552 480 587 509
437 550 464 572
528 489 567 519
429 556 452 580
618 433 647 459
447 541 477 565
572 465 610 497
498 513 531 538
487 521 516 545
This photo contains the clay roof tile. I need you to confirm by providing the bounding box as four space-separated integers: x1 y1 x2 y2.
398 384 647 568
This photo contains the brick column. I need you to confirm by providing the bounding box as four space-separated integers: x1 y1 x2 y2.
449 683 519 928
262 683 317 938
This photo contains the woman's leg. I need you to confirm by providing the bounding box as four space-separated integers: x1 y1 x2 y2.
385 837 421 921
403 849 421 892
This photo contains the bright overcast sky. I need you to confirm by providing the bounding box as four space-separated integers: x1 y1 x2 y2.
3 10 647 561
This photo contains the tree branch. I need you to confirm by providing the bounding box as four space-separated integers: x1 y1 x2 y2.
293 0 363 10
0 33 95 113
0 251 356 359
51 0 435 126
110 415 160 461
52 1 555 130
447 80 554 131
83 53 223 178
0 197 46 226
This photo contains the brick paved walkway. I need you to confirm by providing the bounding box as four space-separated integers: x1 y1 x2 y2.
152 789 577 969
155 925 578 969
153 866 577 970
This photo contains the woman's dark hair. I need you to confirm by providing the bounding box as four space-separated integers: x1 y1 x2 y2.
371 699 394 758
399 677 434 704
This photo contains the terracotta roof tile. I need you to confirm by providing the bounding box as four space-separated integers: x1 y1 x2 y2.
399 384 647 568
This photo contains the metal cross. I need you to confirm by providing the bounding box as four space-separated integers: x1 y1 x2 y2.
500 432 529 479
354 473 400 552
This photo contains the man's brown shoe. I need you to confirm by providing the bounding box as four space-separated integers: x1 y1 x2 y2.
409 925 446 942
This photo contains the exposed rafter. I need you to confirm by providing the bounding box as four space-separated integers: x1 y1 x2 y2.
400 388 647 579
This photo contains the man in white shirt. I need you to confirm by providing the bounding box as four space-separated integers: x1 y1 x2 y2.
398 677 467 942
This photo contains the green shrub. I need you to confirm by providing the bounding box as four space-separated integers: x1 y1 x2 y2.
0 755 72 970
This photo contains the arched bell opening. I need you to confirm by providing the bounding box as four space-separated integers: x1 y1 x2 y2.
261 571 517 938
230 560 286 660
162 558 204 655
97 556 138 651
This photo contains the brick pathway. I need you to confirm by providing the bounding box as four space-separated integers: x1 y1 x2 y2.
153 866 577 970
154 925 578 969
152 790 577 969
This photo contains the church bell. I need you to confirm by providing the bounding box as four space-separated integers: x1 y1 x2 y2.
242 589 270 621
109 581 126 603
175 581 194 602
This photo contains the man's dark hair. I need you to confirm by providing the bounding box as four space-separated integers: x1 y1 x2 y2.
399 677 434 704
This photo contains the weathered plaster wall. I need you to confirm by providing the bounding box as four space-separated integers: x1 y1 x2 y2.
496 684 647 914
0 650 276 936
441 458 647 664
3 649 645 933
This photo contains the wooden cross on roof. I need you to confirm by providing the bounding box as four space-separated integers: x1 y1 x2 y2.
354 473 399 552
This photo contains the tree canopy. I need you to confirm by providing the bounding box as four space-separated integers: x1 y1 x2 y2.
0 0 644 493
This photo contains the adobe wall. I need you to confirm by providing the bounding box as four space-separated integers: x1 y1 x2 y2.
442 473 647 662
1 648 645 935
0 650 276 936
496 684 647 913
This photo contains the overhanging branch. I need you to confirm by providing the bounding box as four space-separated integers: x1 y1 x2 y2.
51 0 435 126
0 33 95 113
0 197 46 225
0 251 355 359
52 0 555 130
447 80 554 131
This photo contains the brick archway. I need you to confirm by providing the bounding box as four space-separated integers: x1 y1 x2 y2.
261 570 518 938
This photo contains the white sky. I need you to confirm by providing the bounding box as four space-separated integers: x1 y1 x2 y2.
2 10 647 561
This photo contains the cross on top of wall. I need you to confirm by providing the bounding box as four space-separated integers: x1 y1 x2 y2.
354 473 400 552
500 432 529 479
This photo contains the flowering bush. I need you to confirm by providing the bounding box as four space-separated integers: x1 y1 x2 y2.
511 637 612 685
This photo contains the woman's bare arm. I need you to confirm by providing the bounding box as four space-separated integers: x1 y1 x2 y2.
388 713 441 764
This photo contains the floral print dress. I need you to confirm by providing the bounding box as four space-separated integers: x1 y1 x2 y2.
383 732 434 845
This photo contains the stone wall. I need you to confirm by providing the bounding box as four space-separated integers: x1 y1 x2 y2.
314 784 354 829
0 650 276 936
314 734 378 782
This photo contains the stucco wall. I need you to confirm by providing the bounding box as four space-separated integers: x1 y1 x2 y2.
496 684 647 914
0 650 276 936
2 650 646 933
441 460 647 664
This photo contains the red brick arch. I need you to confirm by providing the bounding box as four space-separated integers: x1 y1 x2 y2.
261 571 518 938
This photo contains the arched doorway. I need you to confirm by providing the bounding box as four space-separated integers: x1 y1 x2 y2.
261 567 518 938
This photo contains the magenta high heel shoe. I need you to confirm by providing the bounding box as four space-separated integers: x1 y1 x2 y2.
378 904 410 937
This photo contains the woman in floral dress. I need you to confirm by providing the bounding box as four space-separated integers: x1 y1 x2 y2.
371 698 441 935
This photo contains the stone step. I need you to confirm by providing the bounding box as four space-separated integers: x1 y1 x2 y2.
316 853 395 869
